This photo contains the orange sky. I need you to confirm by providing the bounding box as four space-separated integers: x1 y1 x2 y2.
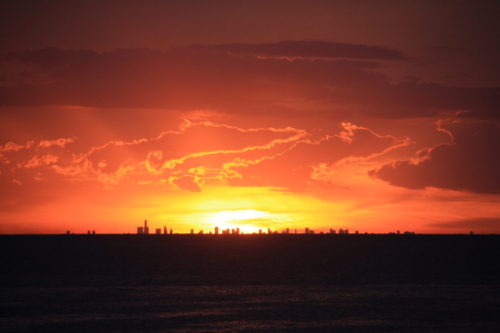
1 1 500 234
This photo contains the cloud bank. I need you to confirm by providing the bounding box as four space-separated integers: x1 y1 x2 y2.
1 42 498 119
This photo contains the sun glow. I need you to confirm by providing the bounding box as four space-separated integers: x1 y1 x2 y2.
134 186 346 234
204 209 270 233
207 209 268 223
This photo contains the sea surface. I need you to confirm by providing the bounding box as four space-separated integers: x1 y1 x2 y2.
1 235 500 332
2 285 500 332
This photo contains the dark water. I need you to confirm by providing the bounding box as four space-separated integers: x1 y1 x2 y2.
1 235 500 332
2 285 500 332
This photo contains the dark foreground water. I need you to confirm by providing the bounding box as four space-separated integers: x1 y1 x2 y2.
1 235 500 332
2 285 500 332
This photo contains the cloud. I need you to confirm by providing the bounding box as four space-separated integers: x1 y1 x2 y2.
0 140 33 152
429 217 500 232
0 112 419 205
229 120 410 191
372 121 500 194
0 120 310 190
186 40 405 60
0 44 498 119
171 175 202 192
22 154 59 168
38 137 74 148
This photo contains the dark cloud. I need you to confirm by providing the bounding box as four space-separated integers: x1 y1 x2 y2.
7 46 100 70
351 82 500 119
0 44 499 119
372 121 500 194
187 40 405 60
429 217 500 232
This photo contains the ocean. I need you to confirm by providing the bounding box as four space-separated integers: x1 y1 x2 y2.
1 235 500 332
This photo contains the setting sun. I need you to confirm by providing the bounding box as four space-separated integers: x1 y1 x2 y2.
205 210 269 233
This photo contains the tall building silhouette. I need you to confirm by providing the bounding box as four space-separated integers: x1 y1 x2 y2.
144 220 149 234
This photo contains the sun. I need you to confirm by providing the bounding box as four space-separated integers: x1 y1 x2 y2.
205 209 270 233
208 209 268 223
150 186 329 234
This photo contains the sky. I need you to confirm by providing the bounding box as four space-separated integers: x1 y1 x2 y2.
1 0 499 234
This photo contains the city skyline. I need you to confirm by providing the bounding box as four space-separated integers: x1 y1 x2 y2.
57 218 418 236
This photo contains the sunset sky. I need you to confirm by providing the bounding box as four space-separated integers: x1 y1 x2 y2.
1 0 499 234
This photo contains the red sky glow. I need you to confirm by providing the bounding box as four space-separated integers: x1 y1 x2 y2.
1 0 500 234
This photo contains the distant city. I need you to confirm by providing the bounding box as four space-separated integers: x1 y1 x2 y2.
66 219 419 236
135 220 418 235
